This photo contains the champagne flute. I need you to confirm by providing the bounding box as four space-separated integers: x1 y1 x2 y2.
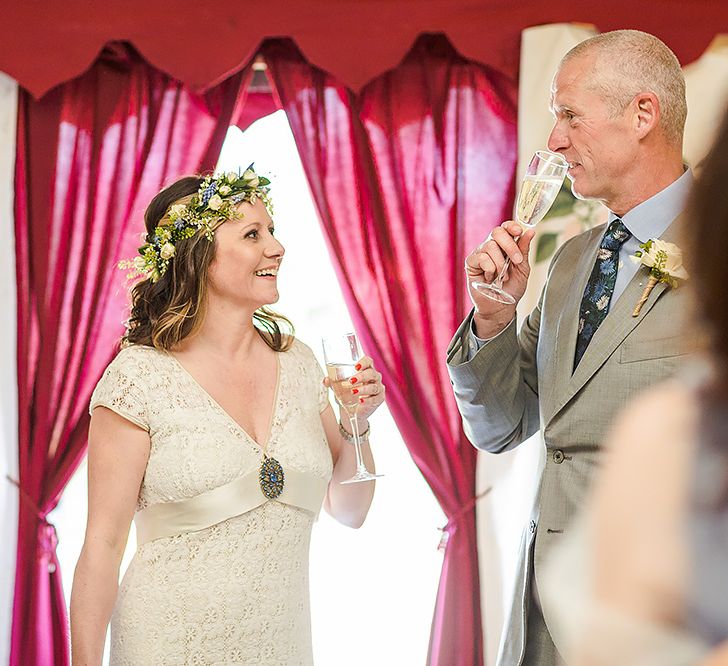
472 150 569 304
322 333 383 484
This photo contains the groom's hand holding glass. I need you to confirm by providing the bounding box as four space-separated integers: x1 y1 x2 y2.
465 221 537 339
466 150 568 340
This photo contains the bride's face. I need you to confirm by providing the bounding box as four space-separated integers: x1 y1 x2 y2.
207 199 284 309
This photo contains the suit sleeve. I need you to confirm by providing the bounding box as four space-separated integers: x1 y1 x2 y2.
446 244 567 453
447 299 541 453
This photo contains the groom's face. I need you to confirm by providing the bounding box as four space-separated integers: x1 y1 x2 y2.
547 54 637 208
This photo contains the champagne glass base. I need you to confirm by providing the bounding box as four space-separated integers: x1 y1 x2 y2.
340 470 384 484
470 280 517 305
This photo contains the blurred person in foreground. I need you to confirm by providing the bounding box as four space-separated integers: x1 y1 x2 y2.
543 109 728 665
70 168 385 665
447 29 694 666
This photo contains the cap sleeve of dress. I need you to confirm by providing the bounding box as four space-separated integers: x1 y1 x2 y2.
89 346 151 431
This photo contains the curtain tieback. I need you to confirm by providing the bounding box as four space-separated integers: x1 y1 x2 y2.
6 474 59 572
437 486 492 552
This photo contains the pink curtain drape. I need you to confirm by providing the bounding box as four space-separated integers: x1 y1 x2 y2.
11 42 254 665
263 35 517 666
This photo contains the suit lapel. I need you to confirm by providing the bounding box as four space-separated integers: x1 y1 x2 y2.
542 227 601 423
563 269 668 400
544 213 686 426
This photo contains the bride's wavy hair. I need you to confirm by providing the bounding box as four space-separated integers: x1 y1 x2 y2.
121 175 294 352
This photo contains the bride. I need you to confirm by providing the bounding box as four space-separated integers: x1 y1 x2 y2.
70 169 386 665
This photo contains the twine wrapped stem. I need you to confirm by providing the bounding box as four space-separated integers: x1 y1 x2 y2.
632 275 659 317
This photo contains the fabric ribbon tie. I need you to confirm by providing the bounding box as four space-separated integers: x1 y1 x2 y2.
437 487 492 552
6 475 60 572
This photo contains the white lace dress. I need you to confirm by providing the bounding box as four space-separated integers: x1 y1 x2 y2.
89 340 333 666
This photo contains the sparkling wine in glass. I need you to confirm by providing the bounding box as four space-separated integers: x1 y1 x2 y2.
472 150 569 304
322 333 383 484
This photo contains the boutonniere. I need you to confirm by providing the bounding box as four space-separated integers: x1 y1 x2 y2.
629 239 689 317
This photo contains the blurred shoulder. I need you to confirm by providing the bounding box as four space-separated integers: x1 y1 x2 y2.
607 379 698 462
595 378 699 534
590 379 699 624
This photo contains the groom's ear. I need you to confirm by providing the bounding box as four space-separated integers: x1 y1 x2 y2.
632 92 659 140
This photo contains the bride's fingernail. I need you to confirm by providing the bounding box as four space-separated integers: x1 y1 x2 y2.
355 363 362 371
352 388 359 394
359 398 365 403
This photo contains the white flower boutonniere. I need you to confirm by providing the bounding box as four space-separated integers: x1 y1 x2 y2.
629 239 689 317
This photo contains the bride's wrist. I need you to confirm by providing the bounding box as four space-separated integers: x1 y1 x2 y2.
339 415 370 438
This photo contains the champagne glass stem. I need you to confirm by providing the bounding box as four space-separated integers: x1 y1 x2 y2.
492 232 522 290
492 256 511 290
348 413 365 472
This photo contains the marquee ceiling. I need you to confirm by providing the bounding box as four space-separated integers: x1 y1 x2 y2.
2 0 728 98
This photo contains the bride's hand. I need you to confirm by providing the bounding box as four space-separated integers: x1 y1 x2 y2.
323 355 386 424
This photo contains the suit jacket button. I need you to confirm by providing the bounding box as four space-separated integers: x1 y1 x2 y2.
553 450 565 464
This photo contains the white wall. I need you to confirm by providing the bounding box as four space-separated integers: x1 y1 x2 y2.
0 72 19 666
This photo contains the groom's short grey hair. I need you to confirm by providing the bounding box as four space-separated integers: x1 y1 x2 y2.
561 30 687 147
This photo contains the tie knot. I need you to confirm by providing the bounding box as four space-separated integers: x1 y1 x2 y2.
600 218 631 252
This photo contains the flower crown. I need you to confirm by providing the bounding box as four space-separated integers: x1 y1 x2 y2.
119 165 272 282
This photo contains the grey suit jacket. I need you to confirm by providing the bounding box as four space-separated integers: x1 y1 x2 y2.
447 216 694 665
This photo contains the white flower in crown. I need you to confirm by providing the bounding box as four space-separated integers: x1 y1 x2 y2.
242 168 260 188
133 256 147 271
630 238 688 316
207 194 223 211
218 184 232 196
168 204 187 219
226 171 238 184
160 242 176 260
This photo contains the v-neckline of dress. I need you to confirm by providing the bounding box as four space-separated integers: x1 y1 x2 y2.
166 350 282 453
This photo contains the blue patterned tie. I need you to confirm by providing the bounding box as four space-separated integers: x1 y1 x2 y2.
573 218 632 369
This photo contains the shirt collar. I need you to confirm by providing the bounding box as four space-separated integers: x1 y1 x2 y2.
608 168 693 243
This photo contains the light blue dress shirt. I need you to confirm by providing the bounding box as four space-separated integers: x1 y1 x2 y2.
468 168 693 353
610 168 693 303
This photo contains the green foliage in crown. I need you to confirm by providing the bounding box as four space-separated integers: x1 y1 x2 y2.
119 165 272 282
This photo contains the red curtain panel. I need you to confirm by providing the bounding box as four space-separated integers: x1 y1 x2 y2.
11 42 253 665
263 35 517 666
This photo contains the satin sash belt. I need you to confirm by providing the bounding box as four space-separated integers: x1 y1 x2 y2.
134 467 329 545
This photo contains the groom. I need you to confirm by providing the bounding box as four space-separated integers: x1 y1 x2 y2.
448 30 694 665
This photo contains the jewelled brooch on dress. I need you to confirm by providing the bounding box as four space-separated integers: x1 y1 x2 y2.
259 454 285 499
